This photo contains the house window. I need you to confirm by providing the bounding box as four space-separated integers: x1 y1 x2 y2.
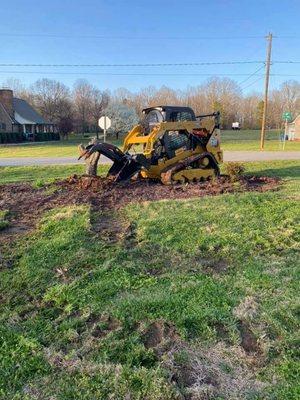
1 123 6 130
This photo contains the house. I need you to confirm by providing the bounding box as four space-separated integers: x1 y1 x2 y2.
286 115 300 141
0 88 56 140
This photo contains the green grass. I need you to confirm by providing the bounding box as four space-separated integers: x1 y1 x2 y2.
0 210 9 230
0 164 109 185
222 140 300 151
0 135 123 158
0 130 299 158
0 160 299 399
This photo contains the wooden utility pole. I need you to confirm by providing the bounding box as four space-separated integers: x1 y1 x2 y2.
260 32 273 150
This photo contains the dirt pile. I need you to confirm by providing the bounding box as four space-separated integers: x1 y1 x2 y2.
64 174 280 210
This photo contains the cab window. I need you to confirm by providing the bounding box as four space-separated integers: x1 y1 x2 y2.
170 111 194 122
142 110 163 134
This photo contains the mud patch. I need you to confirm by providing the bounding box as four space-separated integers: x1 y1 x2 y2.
0 181 93 249
194 257 229 275
62 175 280 210
141 320 180 355
237 321 261 354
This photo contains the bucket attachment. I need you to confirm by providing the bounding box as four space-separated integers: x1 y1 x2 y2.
79 143 149 182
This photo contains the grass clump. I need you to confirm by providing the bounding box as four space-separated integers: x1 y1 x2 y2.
0 164 109 184
224 162 246 181
0 210 9 230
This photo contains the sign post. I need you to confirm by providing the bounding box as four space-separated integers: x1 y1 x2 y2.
281 112 292 150
98 116 112 143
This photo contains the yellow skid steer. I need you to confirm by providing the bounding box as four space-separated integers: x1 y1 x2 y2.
81 106 223 185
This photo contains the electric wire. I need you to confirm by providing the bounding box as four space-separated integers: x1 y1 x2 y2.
0 71 266 76
240 76 264 91
0 61 265 68
238 65 265 86
0 33 266 40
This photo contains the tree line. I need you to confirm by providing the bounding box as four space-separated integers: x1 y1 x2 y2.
3 77 300 136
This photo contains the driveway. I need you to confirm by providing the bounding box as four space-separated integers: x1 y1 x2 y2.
0 151 299 167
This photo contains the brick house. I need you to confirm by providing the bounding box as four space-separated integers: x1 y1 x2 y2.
0 89 56 139
287 115 300 141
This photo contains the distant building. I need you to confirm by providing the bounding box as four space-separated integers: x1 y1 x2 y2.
231 121 240 130
287 115 300 141
0 89 56 139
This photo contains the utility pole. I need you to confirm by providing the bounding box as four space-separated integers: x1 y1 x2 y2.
260 32 273 150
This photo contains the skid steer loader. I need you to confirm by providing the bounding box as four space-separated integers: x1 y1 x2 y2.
80 106 223 185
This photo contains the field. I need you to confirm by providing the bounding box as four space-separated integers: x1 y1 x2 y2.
0 160 299 399
0 130 299 158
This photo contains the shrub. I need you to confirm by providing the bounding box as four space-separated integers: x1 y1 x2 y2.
10 132 17 143
0 210 9 231
224 162 245 181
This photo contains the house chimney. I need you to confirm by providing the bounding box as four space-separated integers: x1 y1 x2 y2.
0 89 14 117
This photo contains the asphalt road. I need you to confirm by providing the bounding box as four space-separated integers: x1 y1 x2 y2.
0 151 299 167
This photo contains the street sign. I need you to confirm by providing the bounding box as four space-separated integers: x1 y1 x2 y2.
98 116 111 130
281 112 292 151
98 116 111 142
282 112 292 122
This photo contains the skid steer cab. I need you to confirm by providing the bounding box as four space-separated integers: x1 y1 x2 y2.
81 106 223 185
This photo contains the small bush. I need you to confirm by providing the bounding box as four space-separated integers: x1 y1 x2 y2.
0 210 9 231
0 131 25 143
224 162 245 181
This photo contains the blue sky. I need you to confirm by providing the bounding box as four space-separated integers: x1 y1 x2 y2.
1 0 300 94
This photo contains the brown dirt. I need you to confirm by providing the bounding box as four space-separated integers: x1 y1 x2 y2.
65 174 280 210
237 320 261 354
0 174 280 249
141 320 180 349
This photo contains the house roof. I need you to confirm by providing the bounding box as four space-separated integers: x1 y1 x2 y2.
0 101 17 123
12 98 47 124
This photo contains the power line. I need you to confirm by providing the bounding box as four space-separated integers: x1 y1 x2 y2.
0 33 266 40
238 65 265 86
240 76 264 90
0 61 265 68
273 60 300 64
0 71 266 76
0 66 300 77
1 60 299 68
0 70 297 77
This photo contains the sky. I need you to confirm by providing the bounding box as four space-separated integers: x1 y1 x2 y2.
1 0 300 94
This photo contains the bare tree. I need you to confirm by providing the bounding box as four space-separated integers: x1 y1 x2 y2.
4 75 300 132
73 80 93 134
280 80 300 117
30 79 71 123
240 93 261 129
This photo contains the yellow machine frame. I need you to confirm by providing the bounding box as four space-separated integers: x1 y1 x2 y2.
122 118 223 182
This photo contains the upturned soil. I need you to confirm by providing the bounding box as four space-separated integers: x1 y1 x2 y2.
0 175 280 247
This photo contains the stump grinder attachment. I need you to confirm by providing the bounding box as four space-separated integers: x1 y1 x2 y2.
80 106 223 184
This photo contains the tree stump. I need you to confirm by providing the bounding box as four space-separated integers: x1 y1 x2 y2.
78 137 101 176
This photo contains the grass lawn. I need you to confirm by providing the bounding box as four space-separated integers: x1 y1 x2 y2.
0 130 299 158
0 160 299 399
0 164 110 185
0 135 123 158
